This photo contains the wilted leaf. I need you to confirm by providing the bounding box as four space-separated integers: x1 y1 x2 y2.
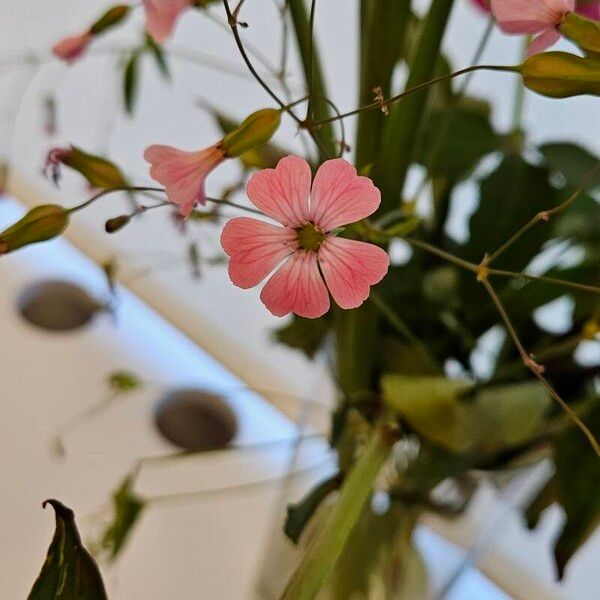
100 476 146 561
285 475 340 544
28 499 108 600
273 316 330 359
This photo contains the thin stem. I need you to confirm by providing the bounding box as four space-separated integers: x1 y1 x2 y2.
221 0 300 122
405 238 478 272
310 64 518 127
488 269 600 295
485 160 600 265
305 0 317 121
481 278 600 457
147 457 332 506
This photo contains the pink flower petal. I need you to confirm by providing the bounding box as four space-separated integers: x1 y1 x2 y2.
527 27 562 55
577 1 600 20
310 158 381 232
260 251 330 318
318 237 389 310
143 0 191 43
470 0 491 13
491 0 574 32
144 144 225 216
221 217 298 289
247 155 312 227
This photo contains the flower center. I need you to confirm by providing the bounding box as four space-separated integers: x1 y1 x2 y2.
296 222 326 252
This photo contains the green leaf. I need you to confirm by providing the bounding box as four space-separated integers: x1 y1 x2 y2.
524 476 556 530
273 316 330 359
285 475 340 544
108 371 141 393
540 142 600 195
553 404 600 579
145 33 170 79
381 375 472 452
100 476 146 561
28 499 108 600
123 50 141 115
417 101 502 182
464 154 559 271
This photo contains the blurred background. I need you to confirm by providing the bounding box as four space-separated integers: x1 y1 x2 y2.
0 1 598 598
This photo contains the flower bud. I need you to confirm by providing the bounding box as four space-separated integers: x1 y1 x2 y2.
45 146 128 189
0 205 69 255
105 215 131 233
90 5 130 35
559 12 600 56
521 51 600 98
221 108 282 158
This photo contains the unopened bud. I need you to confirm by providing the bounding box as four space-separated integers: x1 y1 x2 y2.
0 204 69 255
559 12 600 57
221 108 282 158
521 51 600 98
105 214 131 233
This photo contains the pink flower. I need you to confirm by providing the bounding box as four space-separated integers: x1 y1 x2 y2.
221 156 390 319
44 147 72 186
144 144 226 217
52 32 93 63
143 0 191 43
489 0 600 55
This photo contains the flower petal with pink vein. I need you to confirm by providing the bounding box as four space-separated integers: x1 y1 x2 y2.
247 155 312 227
319 237 390 310
310 159 381 232
144 144 225 216
221 217 298 289
260 251 330 318
491 0 575 33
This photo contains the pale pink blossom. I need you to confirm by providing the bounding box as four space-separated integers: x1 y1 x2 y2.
221 156 390 319
144 143 226 217
490 0 585 55
52 32 93 63
143 0 192 43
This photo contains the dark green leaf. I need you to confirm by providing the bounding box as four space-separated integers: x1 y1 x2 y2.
417 100 502 181
524 477 557 530
464 155 559 271
285 475 340 544
28 499 108 600
123 51 141 115
540 142 600 196
553 404 600 579
100 476 146 561
273 316 330 359
145 33 170 79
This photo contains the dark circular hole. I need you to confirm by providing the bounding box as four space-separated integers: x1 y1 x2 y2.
17 280 98 332
154 389 238 451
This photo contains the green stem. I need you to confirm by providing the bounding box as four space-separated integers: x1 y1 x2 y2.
287 0 336 159
375 0 456 213
280 427 396 600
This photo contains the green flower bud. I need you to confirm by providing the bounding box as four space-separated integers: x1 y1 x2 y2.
559 12 600 57
221 108 282 158
522 51 600 98
90 5 130 35
0 205 69 255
